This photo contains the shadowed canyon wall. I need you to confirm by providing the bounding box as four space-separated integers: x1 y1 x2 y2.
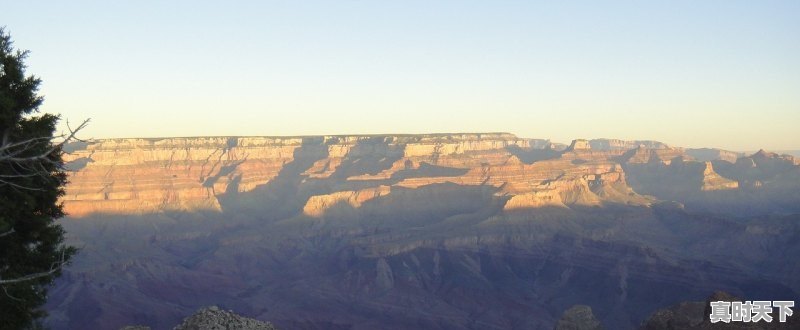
49 133 800 329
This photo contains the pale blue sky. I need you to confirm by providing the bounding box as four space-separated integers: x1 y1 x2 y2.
2 1 798 150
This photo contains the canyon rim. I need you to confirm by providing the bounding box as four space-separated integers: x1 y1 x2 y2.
45 133 800 329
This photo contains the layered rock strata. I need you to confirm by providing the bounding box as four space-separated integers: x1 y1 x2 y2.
62 133 800 217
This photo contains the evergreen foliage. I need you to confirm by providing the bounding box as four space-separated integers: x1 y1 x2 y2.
0 28 76 330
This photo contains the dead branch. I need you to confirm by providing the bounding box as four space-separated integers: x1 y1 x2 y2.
0 118 90 163
0 228 14 238
0 249 67 285
0 118 90 190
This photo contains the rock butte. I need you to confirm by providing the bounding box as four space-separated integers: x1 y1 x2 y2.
62 133 796 218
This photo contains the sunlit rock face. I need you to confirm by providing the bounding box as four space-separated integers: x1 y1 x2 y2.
62 133 652 217
63 133 799 217
50 133 800 330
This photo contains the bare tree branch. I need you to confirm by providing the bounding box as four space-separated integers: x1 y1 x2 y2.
0 118 90 190
0 118 86 289
2 285 23 302
0 118 90 163
0 249 67 285
0 267 60 285
1 179 46 191
0 228 14 238
65 119 90 144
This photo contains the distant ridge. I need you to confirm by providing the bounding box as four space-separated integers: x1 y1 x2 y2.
48 132 800 329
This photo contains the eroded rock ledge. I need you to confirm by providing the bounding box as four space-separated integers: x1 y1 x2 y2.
61 133 800 217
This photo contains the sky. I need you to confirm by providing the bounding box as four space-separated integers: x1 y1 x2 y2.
2 1 799 151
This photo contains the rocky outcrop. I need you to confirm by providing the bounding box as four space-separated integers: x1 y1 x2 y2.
302 186 391 217
173 306 277 330
623 157 739 199
567 139 592 151
640 291 799 329
697 161 739 191
727 150 799 183
555 305 604 330
640 299 707 330
118 307 277 330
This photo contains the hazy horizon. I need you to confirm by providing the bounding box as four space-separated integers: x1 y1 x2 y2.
4 4 800 328
61 131 800 155
3 1 799 151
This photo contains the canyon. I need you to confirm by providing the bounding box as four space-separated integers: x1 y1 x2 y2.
47 133 800 329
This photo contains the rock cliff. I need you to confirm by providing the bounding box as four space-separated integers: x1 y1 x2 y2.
62 134 653 217
48 133 800 330
173 306 277 330
63 133 800 217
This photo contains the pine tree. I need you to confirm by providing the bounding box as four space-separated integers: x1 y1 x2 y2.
0 28 78 329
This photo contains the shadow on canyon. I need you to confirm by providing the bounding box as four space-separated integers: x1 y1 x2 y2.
48 138 800 329
49 199 800 330
505 145 562 164
623 162 800 217
217 137 470 223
